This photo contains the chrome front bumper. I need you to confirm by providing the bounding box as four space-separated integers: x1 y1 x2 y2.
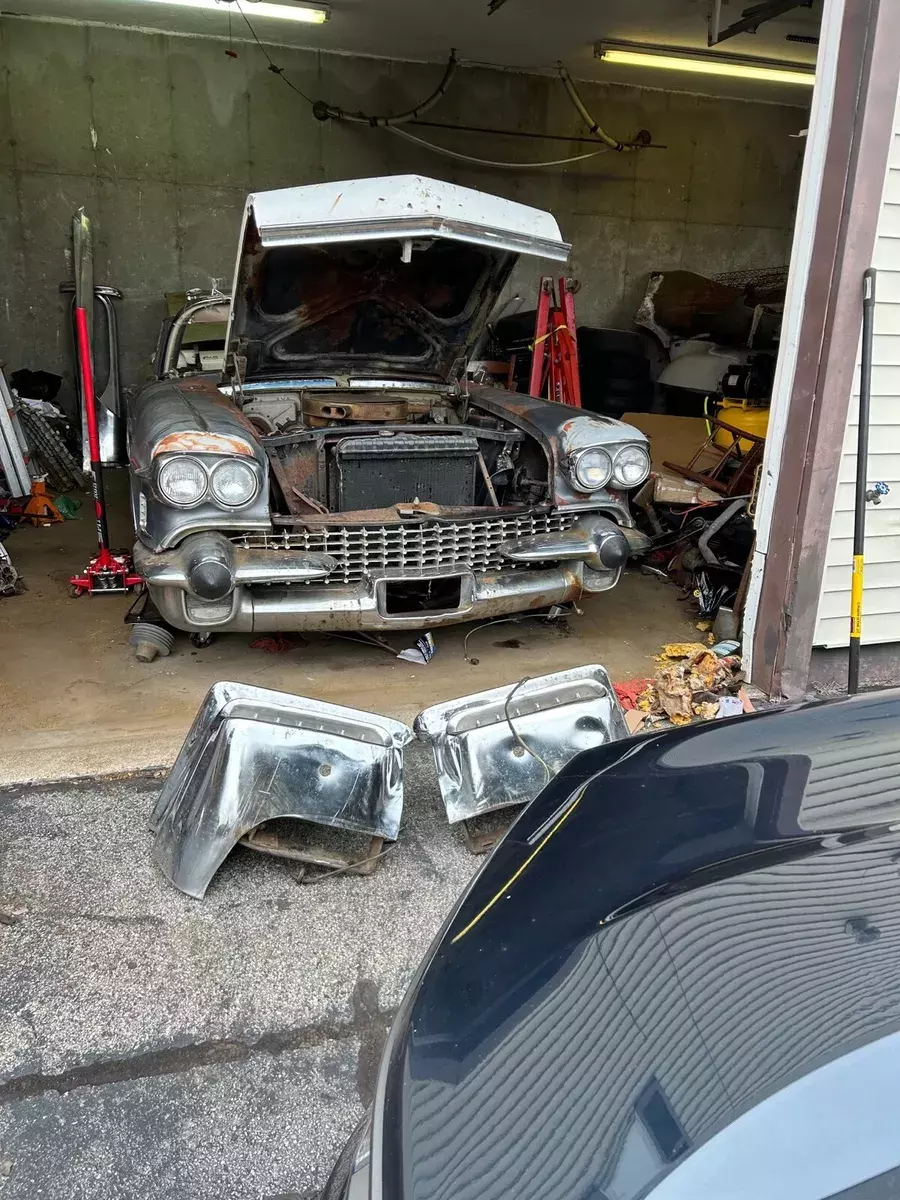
133 514 629 634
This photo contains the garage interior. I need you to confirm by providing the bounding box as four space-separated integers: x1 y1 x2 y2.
0 0 822 782
0 0 825 782
0 1 839 1194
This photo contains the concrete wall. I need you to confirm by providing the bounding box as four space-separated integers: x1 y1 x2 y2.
0 17 806 403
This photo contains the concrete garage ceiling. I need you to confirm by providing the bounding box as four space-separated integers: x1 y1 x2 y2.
4 0 821 100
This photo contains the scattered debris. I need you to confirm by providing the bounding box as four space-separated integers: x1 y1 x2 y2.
0 543 22 596
614 678 651 711
711 639 741 657
0 901 27 926
398 632 436 665
640 642 746 726
249 634 306 653
625 709 648 735
737 686 756 713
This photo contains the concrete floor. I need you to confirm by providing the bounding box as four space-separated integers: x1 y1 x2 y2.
0 476 697 784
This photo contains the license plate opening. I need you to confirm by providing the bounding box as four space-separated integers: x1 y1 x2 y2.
383 576 463 616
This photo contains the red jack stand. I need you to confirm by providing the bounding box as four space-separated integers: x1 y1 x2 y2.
68 305 142 597
528 276 582 408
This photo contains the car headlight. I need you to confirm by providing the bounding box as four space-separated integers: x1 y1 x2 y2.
156 457 208 507
570 447 612 492
209 459 259 508
612 444 651 488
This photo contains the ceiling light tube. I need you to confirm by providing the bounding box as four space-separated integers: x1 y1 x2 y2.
596 40 815 86
129 0 330 23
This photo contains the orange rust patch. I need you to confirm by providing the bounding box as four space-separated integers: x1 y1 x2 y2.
152 431 254 458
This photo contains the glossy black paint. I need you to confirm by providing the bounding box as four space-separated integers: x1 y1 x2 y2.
378 689 900 1200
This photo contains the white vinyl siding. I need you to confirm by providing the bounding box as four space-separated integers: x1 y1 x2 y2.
814 91 900 647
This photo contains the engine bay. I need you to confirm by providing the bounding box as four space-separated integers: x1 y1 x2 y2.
239 387 550 519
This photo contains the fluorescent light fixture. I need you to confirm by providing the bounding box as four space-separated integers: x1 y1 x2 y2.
596 40 815 87
132 0 330 23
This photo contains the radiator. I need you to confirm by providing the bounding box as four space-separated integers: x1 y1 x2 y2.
331 433 480 511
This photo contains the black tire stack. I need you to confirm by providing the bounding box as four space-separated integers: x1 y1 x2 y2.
576 327 653 419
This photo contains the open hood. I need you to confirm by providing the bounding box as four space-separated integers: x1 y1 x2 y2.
226 175 570 383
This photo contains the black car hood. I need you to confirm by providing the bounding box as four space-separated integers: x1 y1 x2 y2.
377 689 900 1200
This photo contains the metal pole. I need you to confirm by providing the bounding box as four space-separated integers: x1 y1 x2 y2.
74 304 110 553
848 267 876 694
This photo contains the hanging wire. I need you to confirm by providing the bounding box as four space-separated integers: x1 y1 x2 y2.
504 677 552 786
313 51 460 125
557 62 635 152
387 124 613 170
235 1 315 102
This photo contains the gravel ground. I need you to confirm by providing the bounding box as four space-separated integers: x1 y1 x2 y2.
0 746 480 1199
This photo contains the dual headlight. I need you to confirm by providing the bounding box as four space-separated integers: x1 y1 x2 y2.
569 443 650 493
155 456 260 509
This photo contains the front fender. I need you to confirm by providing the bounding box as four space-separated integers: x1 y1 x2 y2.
468 385 646 518
129 377 271 551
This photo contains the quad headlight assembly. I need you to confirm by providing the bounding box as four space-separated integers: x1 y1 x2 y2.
568 442 650 493
154 455 261 510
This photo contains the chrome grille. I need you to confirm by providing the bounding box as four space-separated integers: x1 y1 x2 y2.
232 511 579 584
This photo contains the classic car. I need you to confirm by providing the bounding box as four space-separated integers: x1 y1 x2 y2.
322 687 900 1200
128 175 651 635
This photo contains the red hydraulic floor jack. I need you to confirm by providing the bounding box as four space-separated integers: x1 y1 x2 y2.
69 305 142 596
528 276 582 408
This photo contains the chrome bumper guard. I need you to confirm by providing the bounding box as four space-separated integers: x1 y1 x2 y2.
134 514 627 634
414 665 628 824
151 682 414 898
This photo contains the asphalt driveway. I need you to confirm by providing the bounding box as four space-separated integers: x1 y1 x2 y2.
0 746 478 1198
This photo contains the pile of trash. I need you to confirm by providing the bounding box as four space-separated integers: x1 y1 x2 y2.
616 641 752 730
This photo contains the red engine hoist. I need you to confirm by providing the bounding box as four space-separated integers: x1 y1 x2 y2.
528 276 582 409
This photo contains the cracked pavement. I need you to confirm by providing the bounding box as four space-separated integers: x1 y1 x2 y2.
0 745 479 1198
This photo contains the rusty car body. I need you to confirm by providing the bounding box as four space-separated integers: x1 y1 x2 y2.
128 175 651 635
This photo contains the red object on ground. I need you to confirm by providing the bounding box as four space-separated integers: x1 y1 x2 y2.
528 276 582 408
69 546 144 596
250 635 302 653
69 304 142 596
615 678 651 711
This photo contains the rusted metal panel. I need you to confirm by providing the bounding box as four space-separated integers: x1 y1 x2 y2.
152 430 255 458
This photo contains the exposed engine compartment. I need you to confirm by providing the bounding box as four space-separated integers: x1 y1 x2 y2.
241 388 550 519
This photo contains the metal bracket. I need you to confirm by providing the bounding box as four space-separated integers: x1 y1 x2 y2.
709 0 814 46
